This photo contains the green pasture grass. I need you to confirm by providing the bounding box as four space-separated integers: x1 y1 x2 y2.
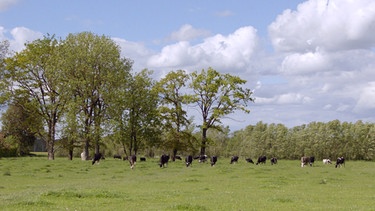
0 156 374 211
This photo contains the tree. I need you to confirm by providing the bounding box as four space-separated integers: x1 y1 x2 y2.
1 97 43 155
0 40 10 107
110 69 160 157
3 36 66 160
190 67 254 155
59 32 132 158
156 70 192 160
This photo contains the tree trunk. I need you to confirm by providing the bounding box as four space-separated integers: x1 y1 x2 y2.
68 149 73 160
172 148 177 161
84 139 90 160
47 120 55 160
201 128 207 156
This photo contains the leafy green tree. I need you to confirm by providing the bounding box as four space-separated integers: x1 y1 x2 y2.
3 36 66 160
59 32 132 158
1 99 43 156
156 70 192 160
190 67 254 156
110 69 160 157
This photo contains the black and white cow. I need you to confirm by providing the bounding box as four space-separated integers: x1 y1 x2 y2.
270 157 278 165
256 155 267 165
130 154 137 169
335 157 345 168
301 156 315 167
92 153 103 165
160 154 170 168
185 155 193 167
245 158 254 164
323 159 332 164
174 155 182 161
140 157 146 162
210 156 218 166
230 156 239 164
199 155 208 163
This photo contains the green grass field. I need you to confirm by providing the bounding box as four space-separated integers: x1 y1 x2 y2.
0 155 374 211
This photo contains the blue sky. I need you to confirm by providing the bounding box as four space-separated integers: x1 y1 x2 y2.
0 0 304 49
1 0 375 131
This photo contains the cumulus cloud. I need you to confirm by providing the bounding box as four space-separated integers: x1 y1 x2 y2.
0 0 18 11
269 0 375 52
112 37 154 73
148 26 259 73
0 26 43 52
9 27 43 52
167 24 210 42
281 49 330 75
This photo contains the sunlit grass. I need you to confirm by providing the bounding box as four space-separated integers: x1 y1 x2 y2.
0 156 374 210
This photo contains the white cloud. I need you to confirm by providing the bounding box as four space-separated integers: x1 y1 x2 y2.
0 0 18 11
167 24 210 42
281 49 330 75
255 93 312 105
148 26 259 73
9 27 43 52
112 37 155 73
269 0 375 52
0 26 43 52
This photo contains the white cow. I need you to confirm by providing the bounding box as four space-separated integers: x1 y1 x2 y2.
323 159 332 164
81 151 87 161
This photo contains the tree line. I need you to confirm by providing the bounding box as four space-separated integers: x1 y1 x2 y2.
0 32 254 159
221 120 375 161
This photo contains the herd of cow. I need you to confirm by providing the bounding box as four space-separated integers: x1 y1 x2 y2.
88 152 345 169
300 156 345 168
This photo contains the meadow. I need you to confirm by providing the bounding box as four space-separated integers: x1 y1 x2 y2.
0 155 374 211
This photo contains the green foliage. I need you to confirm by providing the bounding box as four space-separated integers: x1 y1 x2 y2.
0 101 42 156
156 70 194 157
2 35 62 160
230 120 375 161
59 32 133 156
190 67 254 155
109 69 160 156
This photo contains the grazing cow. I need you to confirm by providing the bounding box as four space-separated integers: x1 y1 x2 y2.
81 152 87 161
230 156 239 164
270 157 278 165
323 159 332 164
140 157 146 162
197 155 208 163
174 155 182 160
160 154 170 168
129 155 137 169
210 156 218 166
301 156 315 167
92 153 103 165
185 155 193 167
113 154 122 159
335 157 345 168
245 158 254 164
256 156 267 165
